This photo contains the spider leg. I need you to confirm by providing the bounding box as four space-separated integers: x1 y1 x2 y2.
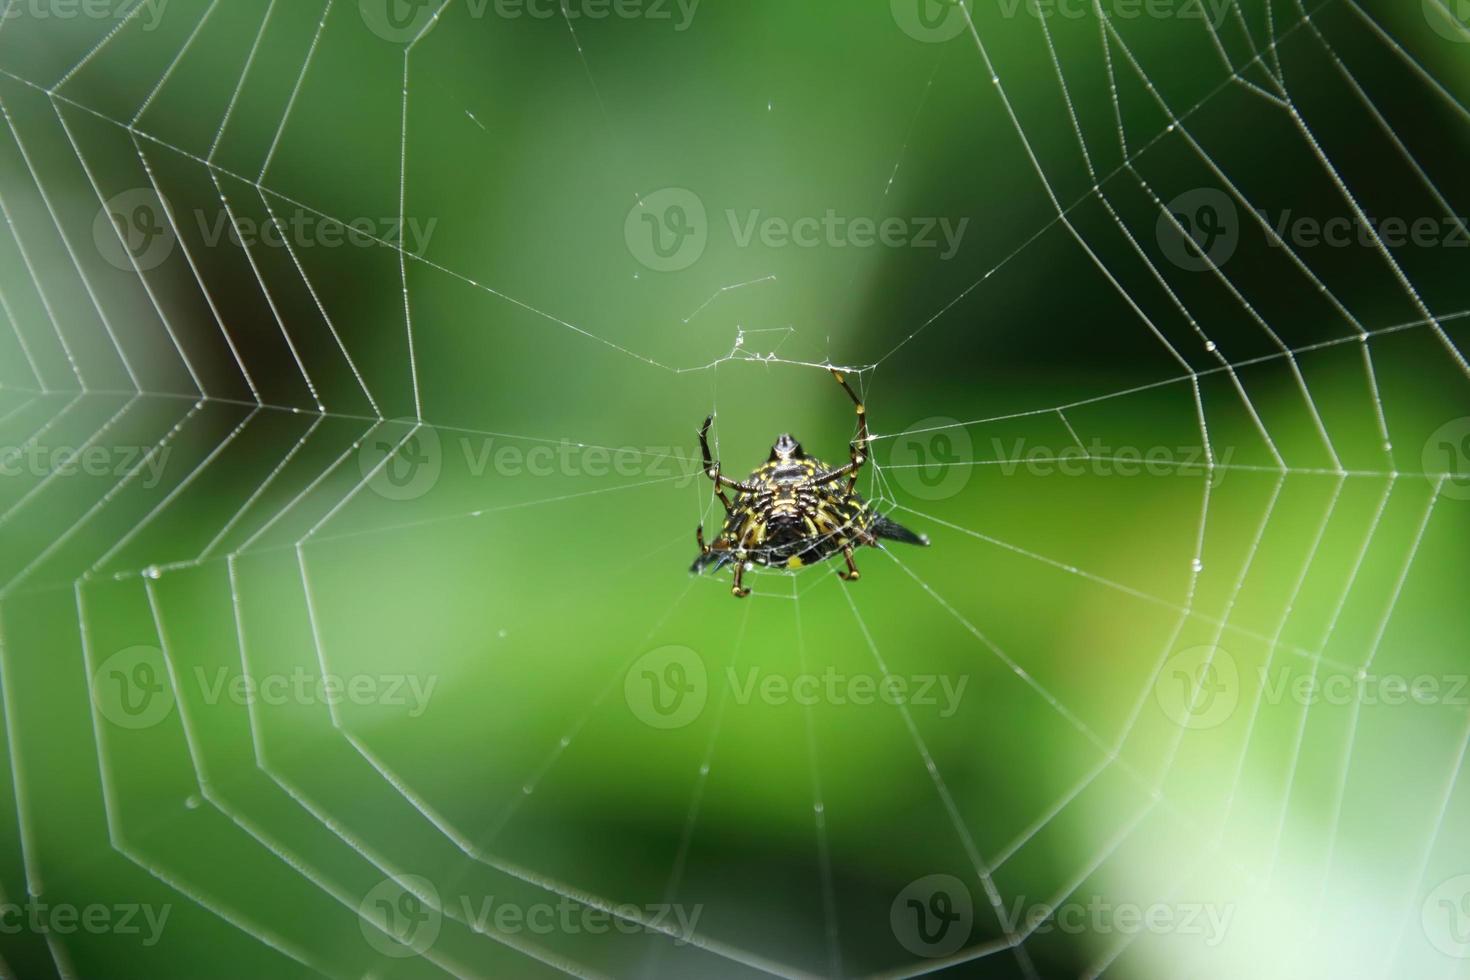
731 561 750 598
831 370 871 451
838 545 861 581
821 371 871 493
814 457 863 488
696 523 709 555
699 415 758 511
724 516 766 598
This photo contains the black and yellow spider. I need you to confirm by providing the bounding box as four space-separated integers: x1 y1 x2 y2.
691 370 930 597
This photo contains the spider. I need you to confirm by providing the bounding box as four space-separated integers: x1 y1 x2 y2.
691 369 930 597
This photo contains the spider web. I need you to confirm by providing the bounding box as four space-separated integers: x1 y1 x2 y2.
0 0 1467 977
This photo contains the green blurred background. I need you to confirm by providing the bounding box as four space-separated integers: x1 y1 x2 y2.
0 0 1467 976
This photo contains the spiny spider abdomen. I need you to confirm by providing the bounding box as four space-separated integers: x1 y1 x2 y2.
691 370 930 597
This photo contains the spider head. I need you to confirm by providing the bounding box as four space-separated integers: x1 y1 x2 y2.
768 433 805 461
